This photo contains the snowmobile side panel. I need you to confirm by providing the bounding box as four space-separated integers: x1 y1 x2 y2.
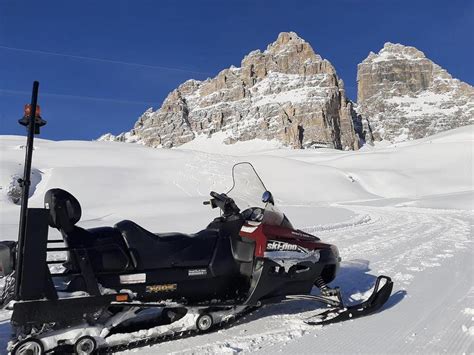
11 294 122 326
86 220 250 303
230 234 255 263
245 258 322 305
239 224 267 257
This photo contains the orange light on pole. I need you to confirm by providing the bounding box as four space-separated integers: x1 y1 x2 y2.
19 103 46 134
24 104 41 118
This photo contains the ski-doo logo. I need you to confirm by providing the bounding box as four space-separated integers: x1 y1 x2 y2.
266 241 300 252
146 283 177 293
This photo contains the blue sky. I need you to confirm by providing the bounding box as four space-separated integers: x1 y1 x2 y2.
1 0 472 141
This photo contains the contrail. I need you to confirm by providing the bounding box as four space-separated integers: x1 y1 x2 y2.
0 89 157 106
0 44 213 76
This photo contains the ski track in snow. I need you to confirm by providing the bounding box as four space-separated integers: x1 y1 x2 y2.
301 212 374 233
118 205 473 355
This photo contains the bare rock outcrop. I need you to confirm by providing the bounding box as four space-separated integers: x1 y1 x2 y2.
357 43 474 142
101 32 360 150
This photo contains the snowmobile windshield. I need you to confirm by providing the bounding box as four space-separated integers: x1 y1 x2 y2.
227 163 267 210
226 162 293 228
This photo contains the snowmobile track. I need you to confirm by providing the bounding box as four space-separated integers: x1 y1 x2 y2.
98 306 259 354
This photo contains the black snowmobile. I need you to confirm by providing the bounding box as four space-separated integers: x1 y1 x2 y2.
0 82 393 355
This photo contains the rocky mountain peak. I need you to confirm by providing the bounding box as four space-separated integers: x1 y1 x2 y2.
239 31 336 84
263 32 321 62
274 31 303 45
379 42 426 60
102 32 360 150
357 43 473 142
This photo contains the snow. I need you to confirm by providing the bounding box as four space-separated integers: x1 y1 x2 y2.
385 91 461 118
250 72 329 107
0 125 473 354
369 43 426 64
177 132 284 154
250 72 331 107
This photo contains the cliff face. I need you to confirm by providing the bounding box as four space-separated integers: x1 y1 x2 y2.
357 43 474 142
102 32 360 150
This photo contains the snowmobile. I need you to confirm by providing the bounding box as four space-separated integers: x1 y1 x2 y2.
0 82 393 355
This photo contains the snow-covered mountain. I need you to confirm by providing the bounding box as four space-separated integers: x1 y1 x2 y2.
357 43 474 142
101 34 473 149
101 32 361 150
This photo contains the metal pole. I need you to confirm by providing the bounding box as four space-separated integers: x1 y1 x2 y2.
14 81 39 300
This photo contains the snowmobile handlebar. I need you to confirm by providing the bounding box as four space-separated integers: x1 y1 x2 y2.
204 191 241 216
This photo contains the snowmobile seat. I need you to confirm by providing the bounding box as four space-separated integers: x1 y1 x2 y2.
44 188 133 272
115 220 218 270
45 188 82 234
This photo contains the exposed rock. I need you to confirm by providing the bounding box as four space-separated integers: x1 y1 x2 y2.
101 32 360 150
357 43 474 142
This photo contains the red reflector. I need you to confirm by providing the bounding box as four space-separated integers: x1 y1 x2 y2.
115 294 128 302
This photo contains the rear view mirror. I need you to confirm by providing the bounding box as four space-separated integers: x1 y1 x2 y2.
262 191 274 205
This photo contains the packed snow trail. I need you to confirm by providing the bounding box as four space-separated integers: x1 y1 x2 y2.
119 205 473 355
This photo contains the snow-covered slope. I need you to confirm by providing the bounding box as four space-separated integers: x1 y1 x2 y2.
0 126 473 353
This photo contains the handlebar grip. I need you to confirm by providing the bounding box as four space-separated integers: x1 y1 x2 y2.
203 201 211 205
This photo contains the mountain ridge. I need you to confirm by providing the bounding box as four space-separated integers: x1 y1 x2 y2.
100 32 473 148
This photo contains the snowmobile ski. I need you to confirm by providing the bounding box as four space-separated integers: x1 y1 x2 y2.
305 275 393 325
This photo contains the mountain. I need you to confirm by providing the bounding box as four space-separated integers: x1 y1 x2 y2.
101 35 473 149
101 32 361 150
357 43 474 143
